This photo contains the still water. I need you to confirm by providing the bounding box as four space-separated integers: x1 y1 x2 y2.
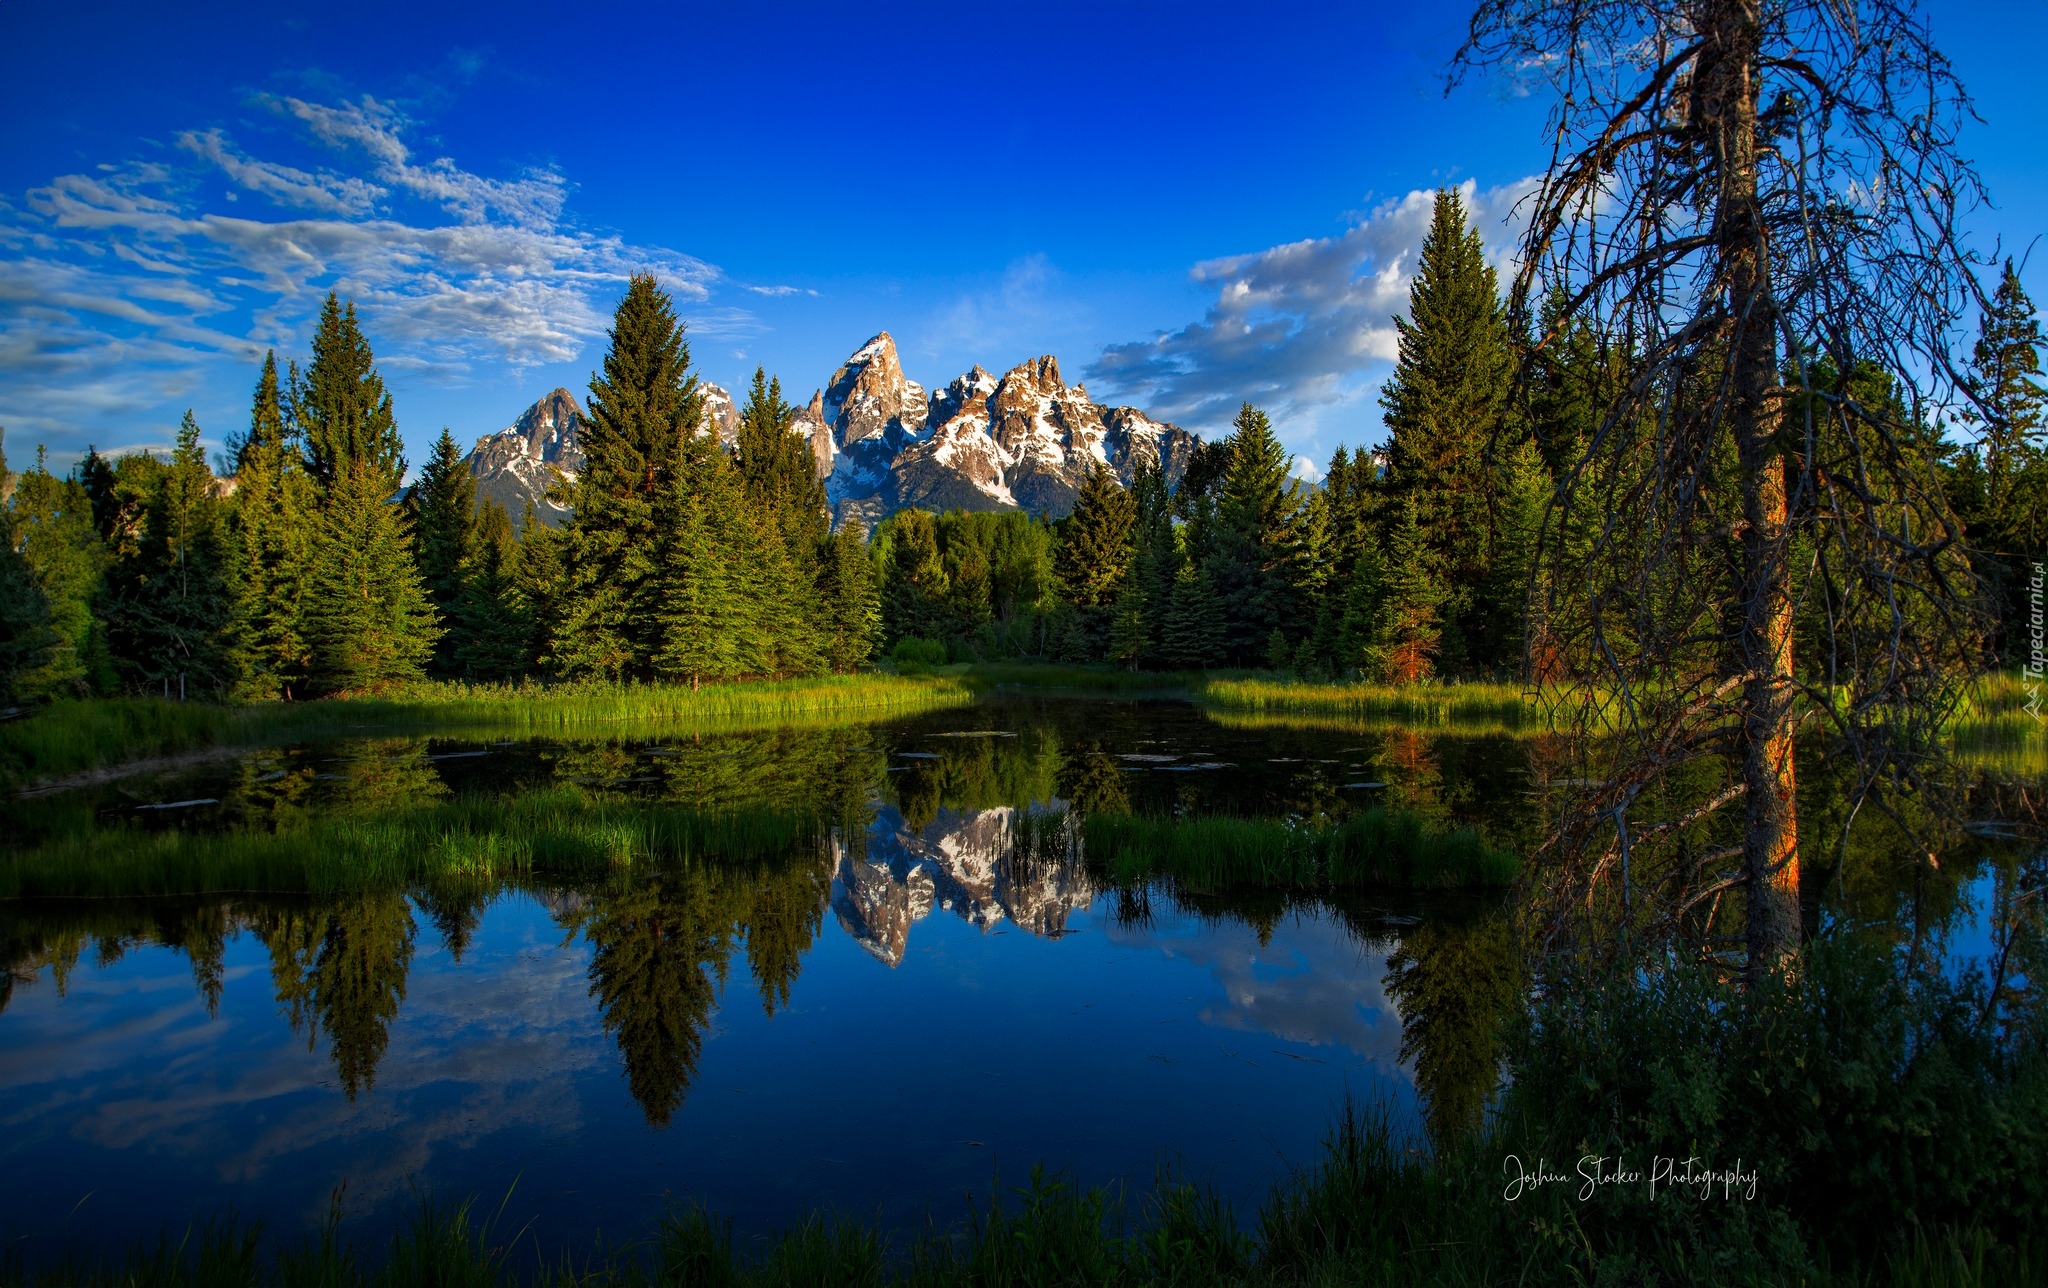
0 700 1523 1258
1 696 2024 1261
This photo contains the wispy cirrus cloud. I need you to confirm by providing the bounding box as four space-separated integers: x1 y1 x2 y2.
1086 178 1537 444
0 90 738 462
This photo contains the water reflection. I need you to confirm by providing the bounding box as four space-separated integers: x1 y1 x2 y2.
1 696 2038 1251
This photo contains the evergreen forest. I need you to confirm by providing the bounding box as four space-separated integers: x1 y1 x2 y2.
2 192 2042 710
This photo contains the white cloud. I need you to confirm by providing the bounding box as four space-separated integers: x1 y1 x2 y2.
0 92 738 463
1086 178 1537 444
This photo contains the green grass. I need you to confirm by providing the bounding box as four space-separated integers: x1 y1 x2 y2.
0 787 824 899
1074 807 1517 892
1196 676 1535 727
0 674 973 791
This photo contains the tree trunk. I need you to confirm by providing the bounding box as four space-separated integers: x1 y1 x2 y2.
1704 0 1801 979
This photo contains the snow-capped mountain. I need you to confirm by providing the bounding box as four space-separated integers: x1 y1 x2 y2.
461 332 1198 530
830 805 1095 966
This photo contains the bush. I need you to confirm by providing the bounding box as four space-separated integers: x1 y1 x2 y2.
889 636 949 671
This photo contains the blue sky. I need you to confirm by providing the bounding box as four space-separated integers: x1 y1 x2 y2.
4 0 2043 479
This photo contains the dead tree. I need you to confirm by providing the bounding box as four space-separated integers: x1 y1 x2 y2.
1457 0 1991 980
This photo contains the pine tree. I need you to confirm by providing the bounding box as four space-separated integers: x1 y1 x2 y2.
1054 462 1138 612
292 300 437 692
299 295 402 493
733 369 827 675
653 457 746 689
449 500 532 682
232 352 315 698
510 500 564 673
103 413 242 698
0 433 56 704
734 367 828 551
1204 404 1305 663
9 446 109 698
1369 495 1445 683
304 459 440 693
882 509 949 644
1378 188 1514 672
1334 533 1388 677
1477 434 1550 678
816 523 881 671
1108 577 1149 671
1159 548 1224 670
1960 261 2047 661
558 275 703 679
408 428 477 674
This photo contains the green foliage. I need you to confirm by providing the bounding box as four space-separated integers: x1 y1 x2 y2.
230 352 316 699
304 461 440 694
1379 187 1516 671
817 524 881 671
1952 260 2047 663
1205 404 1307 664
1054 461 1138 626
557 273 704 679
102 412 242 698
408 427 477 675
5 445 106 699
448 501 534 682
297 294 404 494
1367 495 1444 682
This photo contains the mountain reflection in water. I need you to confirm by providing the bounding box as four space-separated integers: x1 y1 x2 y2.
2 696 2032 1260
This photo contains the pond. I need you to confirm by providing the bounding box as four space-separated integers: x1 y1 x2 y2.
0 696 2029 1263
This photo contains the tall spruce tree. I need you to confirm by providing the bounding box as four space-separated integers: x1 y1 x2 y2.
292 299 436 692
817 523 881 671
1378 187 1514 672
299 295 402 493
558 274 703 679
232 352 314 698
449 500 532 682
304 458 439 693
1159 545 1224 670
9 447 109 698
1054 463 1137 658
1957 261 2047 661
882 510 949 644
1204 404 1305 664
733 369 826 676
105 412 242 697
653 454 748 689
408 428 477 675
0 434 56 704
1369 494 1445 683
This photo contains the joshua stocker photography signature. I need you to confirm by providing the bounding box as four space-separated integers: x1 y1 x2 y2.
1501 1154 1760 1202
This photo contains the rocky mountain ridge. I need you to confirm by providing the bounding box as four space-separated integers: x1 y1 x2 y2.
461 332 1197 529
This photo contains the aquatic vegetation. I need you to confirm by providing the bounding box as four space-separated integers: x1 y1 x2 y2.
1198 677 1534 729
1077 808 1518 892
0 674 973 790
0 787 826 898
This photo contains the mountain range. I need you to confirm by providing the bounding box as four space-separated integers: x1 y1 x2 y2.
460 332 1199 530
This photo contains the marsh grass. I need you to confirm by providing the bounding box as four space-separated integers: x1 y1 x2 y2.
1 675 973 791
1197 677 1534 728
0 788 823 899
1077 809 1517 892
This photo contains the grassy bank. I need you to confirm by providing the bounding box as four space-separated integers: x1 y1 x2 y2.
1 675 973 792
0 789 824 899
11 937 2042 1287
1071 808 1517 892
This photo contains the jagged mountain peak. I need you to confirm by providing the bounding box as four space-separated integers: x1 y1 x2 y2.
462 333 1201 533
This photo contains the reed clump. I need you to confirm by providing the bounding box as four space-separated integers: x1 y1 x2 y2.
1079 808 1517 892
1 675 972 791
0 788 823 899
1197 677 1534 729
